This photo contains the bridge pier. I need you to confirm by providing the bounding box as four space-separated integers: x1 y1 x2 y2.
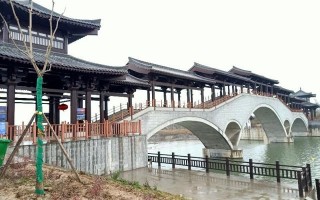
203 148 243 158
266 136 294 143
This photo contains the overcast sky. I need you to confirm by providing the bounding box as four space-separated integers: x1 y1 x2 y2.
15 0 318 123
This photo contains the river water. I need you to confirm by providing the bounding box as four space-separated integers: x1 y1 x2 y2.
148 137 320 182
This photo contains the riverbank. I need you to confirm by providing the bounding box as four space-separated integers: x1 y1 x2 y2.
0 163 185 200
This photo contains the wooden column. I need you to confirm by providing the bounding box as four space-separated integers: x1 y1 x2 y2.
78 95 83 108
170 86 174 107
54 97 60 124
49 97 55 124
99 92 104 123
240 85 243 93
128 92 133 110
219 86 223 97
151 82 155 106
211 84 215 101
247 83 250 94
200 87 204 104
85 89 92 123
227 85 230 95
162 87 167 107
147 89 150 106
187 88 190 107
254 83 257 93
70 88 78 124
223 83 226 96
177 89 181 108
190 89 194 108
7 83 15 126
104 96 109 120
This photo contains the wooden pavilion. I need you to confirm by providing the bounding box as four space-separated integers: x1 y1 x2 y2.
0 0 318 137
0 0 149 128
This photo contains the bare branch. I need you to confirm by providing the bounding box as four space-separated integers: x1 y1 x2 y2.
42 1 65 75
8 0 41 76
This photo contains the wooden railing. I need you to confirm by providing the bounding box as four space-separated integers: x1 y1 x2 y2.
0 120 141 144
149 152 312 198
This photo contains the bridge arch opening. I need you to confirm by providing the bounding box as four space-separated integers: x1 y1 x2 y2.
147 117 233 150
248 105 288 142
225 121 241 147
291 118 308 136
284 120 290 135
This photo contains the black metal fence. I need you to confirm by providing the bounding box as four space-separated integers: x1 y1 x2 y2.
148 152 312 198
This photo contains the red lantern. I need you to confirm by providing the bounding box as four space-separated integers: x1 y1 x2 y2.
58 104 68 111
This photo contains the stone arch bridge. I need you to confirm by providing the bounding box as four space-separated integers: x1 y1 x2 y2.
124 93 308 158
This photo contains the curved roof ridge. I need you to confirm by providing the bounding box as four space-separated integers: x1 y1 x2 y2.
111 73 150 87
230 66 252 73
2 0 101 28
0 41 127 74
292 88 316 98
191 62 252 82
128 57 215 84
129 57 189 74
230 65 279 84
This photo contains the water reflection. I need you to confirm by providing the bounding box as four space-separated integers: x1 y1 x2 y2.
148 137 320 180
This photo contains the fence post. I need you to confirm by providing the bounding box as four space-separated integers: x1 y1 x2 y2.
276 161 280 183
61 122 65 142
316 179 320 200
205 155 209 173
172 152 175 169
297 171 304 198
188 154 191 170
32 122 37 144
306 164 312 188
249 159 253 179
85 121 89 140
226 158 230 176
158 151 161 167
302 167 308 192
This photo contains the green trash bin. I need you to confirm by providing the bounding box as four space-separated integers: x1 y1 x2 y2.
0 138 11 166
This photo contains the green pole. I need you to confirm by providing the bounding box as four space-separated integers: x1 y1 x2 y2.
35 77 44 195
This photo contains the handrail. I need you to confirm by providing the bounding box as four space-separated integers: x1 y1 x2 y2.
149 152 312 198
1 120 142 144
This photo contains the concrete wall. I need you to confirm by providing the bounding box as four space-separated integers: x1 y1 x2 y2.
308 128 320 136
241 125 267 141
15 135 147 175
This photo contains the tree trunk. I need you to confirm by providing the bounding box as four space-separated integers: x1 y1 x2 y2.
35 77 44 195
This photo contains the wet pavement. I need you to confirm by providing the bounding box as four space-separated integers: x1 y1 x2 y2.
121 166 313 200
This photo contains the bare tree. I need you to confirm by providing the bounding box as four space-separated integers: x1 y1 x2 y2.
0 0 81 195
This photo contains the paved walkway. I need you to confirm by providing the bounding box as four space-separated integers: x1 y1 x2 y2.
121 166 314 200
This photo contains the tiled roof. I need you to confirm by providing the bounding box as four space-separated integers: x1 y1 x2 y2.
0 0 101 28
0 42 127 75
111 74 150 88
291 89 316 98
301 102 319 108
229 66 279 84
273 85 294 94
190 62 252 83
128 57 216 84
